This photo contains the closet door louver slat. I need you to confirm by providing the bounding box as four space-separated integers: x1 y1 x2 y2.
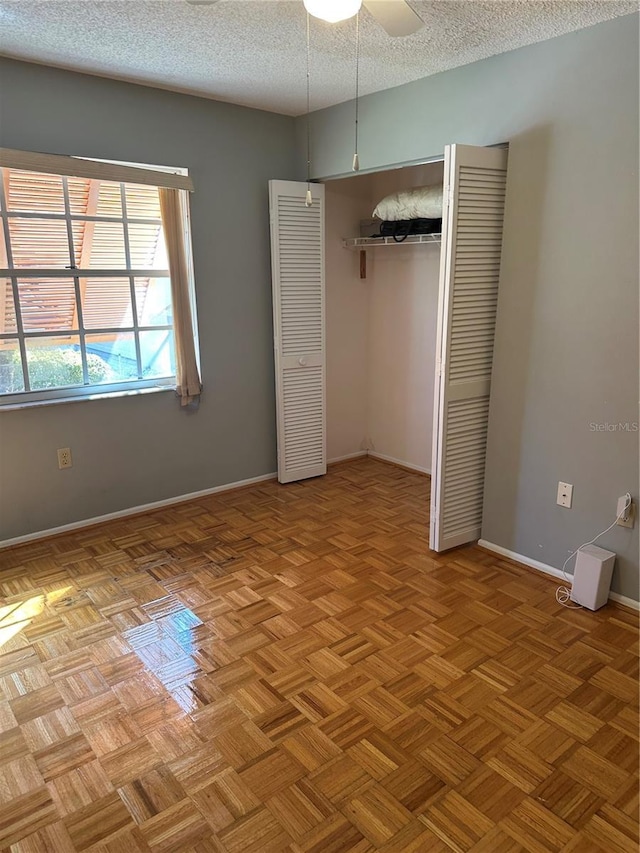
269 180 326 484
430 145 509 551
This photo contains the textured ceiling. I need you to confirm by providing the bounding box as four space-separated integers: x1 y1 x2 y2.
0 0 637 115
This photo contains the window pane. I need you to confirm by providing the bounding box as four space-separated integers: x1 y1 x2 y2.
68 179 123 217
95 181 123 218
87 221 126 268
1 279 18 334
85 332 138 383
18 278 76 332
25 336 84 390
0 339 25 393
0 221 6 265
136 277 172 326
5 169 65 213
125 184 161 219
67 176 91 215
128 223 167 269
70 220 85 268
8 218 71 268
139 330 175 378
68 177 126 218
82 277 133 329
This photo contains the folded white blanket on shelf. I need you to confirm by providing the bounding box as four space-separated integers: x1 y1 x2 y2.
373 184 443 221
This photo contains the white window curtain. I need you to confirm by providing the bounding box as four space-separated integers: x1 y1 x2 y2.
159 188 202 407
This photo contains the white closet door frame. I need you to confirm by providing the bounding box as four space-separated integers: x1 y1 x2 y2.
430 144 509 551
269 180 326 484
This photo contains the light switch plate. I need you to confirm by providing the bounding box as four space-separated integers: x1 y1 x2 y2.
557 481 573 508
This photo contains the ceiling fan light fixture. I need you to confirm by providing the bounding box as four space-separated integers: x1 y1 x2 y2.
303 0 362 24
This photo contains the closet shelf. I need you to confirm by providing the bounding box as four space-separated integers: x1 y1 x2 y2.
342 234 442 249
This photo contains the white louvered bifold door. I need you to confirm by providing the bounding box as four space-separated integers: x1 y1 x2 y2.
269 180 326 484
430 145 509 551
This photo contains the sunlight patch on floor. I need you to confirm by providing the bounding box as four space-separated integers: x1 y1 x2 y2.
0 587 72 650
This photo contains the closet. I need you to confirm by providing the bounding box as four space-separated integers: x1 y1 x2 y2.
269 144 509 552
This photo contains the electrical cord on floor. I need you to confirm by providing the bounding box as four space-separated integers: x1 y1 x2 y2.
556 492 632 609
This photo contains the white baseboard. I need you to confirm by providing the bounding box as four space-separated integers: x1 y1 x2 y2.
478 539 640 612
0 472 278 550
368 451 430 475
328 451 368 464
1 452 418 550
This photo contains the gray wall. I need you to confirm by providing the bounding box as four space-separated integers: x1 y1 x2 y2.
0 59 297 540
298 15 639 600
2 16 638 601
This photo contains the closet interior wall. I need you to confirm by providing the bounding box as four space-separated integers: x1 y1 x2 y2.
324 161 443 472
323 177 371 462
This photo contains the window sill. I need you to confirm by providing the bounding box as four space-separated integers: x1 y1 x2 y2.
0 385 175 412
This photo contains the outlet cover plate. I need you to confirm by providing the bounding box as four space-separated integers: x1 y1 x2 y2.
557 481 573 508
616 495 634 528
57 448 72 469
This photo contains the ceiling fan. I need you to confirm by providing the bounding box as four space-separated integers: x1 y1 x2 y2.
185 1 424 38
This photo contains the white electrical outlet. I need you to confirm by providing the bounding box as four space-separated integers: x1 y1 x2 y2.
57 447 72 469
616 494 634 528
557 481 573 508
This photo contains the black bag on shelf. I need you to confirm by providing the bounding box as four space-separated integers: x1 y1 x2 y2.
379 218 442 242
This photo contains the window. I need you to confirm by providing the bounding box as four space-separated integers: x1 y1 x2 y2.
0 157 197 406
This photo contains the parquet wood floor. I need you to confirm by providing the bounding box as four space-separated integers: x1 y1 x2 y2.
0 458 637 853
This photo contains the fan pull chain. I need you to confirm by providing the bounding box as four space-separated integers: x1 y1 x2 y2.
305 11 313 207
352 10 360 172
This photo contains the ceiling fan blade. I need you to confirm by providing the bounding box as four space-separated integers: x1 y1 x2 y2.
363 0 424 37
